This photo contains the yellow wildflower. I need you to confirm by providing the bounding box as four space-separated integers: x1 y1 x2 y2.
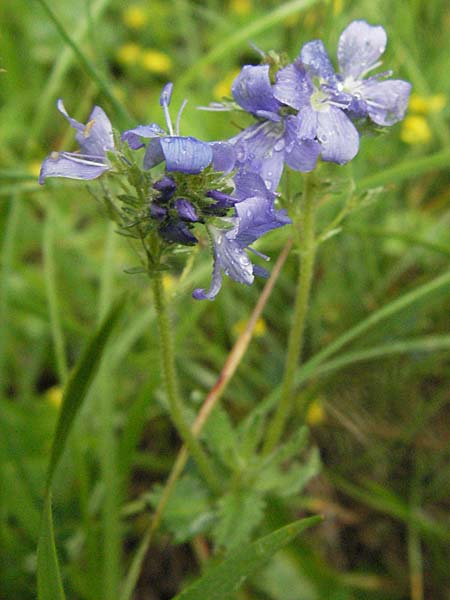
162 273 177 295
306 398 326 426
28 160 42 178
141 50 172 74
46 386 63 409
213 68 240 100
117 43 142 66
229 0 252 16
332 0 344 15
400 115 432 145
232 317 267 338
409 93 446 115
122 5 148 29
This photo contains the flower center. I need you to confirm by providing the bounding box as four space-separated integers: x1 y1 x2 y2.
310 88 330 113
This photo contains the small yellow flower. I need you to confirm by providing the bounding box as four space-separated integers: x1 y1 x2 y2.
232 317 267 338
162 273 177 294
213 68 240 100
229 0 252 16
409 93 446 115
28 160 42 177
332 0 344 15
141 49 172 74
400 115 432 145
306 398 326 426
122 5 148 29
117 43 142 66
46 386 63 409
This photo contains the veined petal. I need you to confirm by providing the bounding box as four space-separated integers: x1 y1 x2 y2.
75 105 115 156
210 141 236 173
360 78 412 125
230 121 286 191
234 171 275 203
121 123 165 149
39 152 108 183
161 136 213 173
317 106 359 164
235 194 290 247
231 64 281 116
300 40 337 83
273 61 313 110
284 116 320 172
338 20 387 79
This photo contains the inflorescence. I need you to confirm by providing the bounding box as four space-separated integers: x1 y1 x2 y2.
40 20 411 300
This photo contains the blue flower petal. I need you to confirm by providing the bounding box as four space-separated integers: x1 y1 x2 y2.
210 141 236 173
175 198 199 222
359 78 412 126
143 138 165 169
284 116 320 172
159 221 197 245
273 62 313 110
231 64 281 116
161 136 213 173
57 100 114 157
235 195 290 247
338 20 387 79
231 121 286 191
121 124 165 149
300 40 337 83
317 106 359 164
233 171 275 202
39 152 108 183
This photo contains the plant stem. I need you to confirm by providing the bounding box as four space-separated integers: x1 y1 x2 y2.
263 173 317 454
151 273 221 493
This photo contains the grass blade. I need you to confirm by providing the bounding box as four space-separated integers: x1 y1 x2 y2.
37 494 66 600
171 516 322 600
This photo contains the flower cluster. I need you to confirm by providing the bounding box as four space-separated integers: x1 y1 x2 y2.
40 20 410 300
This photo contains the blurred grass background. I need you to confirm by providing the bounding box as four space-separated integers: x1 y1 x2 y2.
1 0 449 599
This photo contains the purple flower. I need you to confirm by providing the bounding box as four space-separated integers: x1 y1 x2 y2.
335 20 411 126
39 100 115 183
193 172 290 300
122 83 235 174
229 65 321 192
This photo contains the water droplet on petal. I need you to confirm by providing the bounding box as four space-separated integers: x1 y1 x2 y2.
274 138 285 151
246 209 252 218
264 179 272 189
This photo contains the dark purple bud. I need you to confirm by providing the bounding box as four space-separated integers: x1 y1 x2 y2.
150 203 167 220
175 198 198 222
206 189 237 208
159 221 198 246
153 176 177 200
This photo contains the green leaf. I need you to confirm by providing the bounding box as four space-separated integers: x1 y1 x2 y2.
37 494 66 600
45 297 126 489
171 516 322 600
37 298 126 600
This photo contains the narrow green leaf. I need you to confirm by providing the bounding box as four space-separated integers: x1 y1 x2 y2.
37 494 66 600
171 516 322 600
45 297 126 489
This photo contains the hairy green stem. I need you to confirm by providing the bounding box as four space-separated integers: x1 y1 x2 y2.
263 174 317 454
151 273 220 493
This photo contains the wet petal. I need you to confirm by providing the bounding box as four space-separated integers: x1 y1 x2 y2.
273 61 313 110
39 152 108 183
360 78 412 125
338 20 387 79
230 121 286 191
300 40 336 83
210 141 236 173
235 194 290 247
284 116 320 172
121 124 165 149
234 171 275 202
161 136 213 173
231 64 281 116
317 106 359 164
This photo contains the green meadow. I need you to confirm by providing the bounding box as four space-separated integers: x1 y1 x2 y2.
1 1 449 599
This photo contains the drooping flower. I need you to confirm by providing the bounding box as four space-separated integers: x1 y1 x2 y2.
39 100 115 183
122 83 235 174
229 64 321 192
193 171 290 300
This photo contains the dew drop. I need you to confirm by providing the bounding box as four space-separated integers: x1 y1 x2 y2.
246 209 252 218
264 179 272 189
274 138 285 151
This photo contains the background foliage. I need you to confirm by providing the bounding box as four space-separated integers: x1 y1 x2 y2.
1 0 449 599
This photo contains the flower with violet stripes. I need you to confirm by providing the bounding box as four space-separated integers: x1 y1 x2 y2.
39 100 115 183
229 64 321 192
273 20 411 164
193 171 290 300
121 83 235 175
